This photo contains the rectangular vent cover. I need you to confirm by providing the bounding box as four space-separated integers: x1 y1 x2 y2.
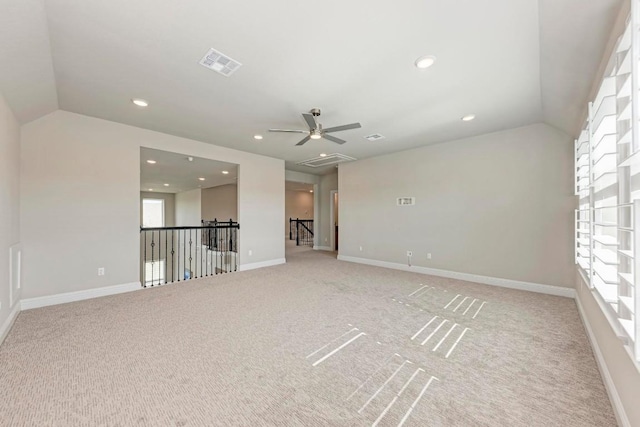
397 197 416 206
199 48 242 76
364 133 385 141
297 153 357 168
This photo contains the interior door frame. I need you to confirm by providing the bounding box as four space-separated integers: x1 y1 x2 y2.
329 190 338 251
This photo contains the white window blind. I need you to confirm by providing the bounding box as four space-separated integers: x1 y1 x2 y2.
575 11 639 361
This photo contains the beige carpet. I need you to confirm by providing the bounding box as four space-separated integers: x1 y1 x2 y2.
0 243 617 426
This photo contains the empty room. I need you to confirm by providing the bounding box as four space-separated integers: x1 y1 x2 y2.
1 0 640 426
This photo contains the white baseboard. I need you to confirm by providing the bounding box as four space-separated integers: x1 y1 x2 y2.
575 294 630 427
313 246 332 251
337 255 575 298
0 301 21 346
21 282 142 310
238 258 286 272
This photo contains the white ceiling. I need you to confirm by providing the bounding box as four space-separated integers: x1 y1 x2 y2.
140 148 237 194
0 0 624 174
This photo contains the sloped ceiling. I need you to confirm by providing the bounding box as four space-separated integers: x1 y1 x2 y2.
0 0 58 123
0 0 624 173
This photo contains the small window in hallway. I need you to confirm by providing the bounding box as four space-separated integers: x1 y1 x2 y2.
142 199 164 227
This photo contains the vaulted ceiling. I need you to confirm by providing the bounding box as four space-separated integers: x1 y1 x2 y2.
0 0 624 174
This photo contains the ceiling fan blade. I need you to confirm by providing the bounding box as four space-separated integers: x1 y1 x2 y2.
323 134 346 145
269 129 308 133
324 122 362 133
295 135 311 146
302 113 317 130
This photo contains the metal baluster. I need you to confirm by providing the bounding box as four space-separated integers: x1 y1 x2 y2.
150 231 155 286
171 230 175 283
143 230 147 287
164 229 168 284
189 229 193 280
226 226 229 273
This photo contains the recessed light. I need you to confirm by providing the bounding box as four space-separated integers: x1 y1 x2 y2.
415 55 436 69
222 170 229 175
198 177 205 181
310 190 313 193
254 135 263 140
462 114 476 121
132 98 149 107
148 188 153 191
164 183 169 187
319 153 327 157
146 160 156 164
187 157 194 162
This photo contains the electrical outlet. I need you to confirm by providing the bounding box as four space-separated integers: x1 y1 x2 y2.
248 249 252 256
359 246 363 251
427 253 432 259
407 251 413 257
97 268 105 276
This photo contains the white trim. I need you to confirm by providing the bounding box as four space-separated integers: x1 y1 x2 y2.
313 245 332 251
238 258 286 272
575 293 631 427
21 282 142 310
313 183 319 246
329 190 338 252
337 255 575 298
0 301 21 346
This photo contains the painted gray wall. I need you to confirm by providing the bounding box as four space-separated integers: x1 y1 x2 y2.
175 188 202 226
339 123 575 288
201 184 237 222
0 92 21 337
140 191 175 227
20 111 284 299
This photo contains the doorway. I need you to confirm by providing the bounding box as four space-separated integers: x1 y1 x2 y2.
285 181 315 248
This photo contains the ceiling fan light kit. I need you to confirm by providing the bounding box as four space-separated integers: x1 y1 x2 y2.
269 108 361 146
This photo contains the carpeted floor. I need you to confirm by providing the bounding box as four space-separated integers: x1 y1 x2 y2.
0 243 617 426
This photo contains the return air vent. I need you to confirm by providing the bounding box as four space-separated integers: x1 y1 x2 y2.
199 48 242 76
297 153 357 168
364 133 385 141
397 197 416 206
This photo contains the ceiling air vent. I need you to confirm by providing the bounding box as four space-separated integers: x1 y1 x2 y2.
364 133 385 142
297 153 357 168
397 197 416 206
199 48 242 76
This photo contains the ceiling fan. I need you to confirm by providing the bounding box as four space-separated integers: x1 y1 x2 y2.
269 108 362 146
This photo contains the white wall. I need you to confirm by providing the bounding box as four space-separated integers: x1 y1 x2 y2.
0 92 21 342
201 184 237 222
175 189 202 226
140 191 175 227
576 278 640 426
285 190 314 237
339 123 575 288
20 111 284 299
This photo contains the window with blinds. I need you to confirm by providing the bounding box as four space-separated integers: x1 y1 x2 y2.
575 12 639 361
